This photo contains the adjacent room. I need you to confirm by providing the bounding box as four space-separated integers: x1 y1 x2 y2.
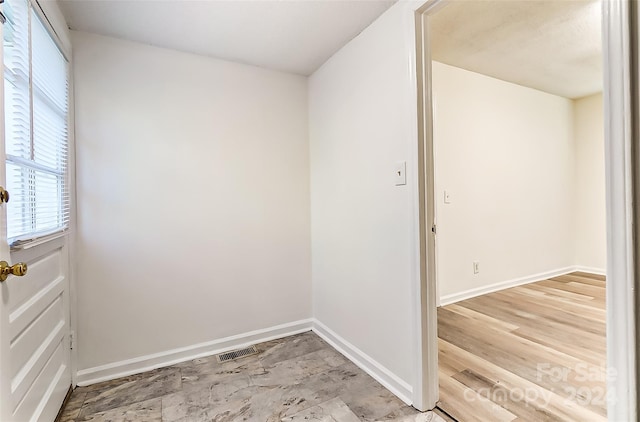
426 1 607 420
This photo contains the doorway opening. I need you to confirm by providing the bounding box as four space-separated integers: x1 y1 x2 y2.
414 0 635 420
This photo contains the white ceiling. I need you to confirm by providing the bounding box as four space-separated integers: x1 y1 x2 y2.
58 0 396 76
430 0 602 99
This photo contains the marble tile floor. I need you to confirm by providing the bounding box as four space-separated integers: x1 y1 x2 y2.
58 332 448 422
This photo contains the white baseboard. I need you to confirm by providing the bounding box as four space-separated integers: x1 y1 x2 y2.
76 318 314 386
76 317 414 409
574 266 607 276
439 266 577 306
311 319 413 406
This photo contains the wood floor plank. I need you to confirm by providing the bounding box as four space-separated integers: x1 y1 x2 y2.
523 283 597 303
439 339 606 421
452 368 564 421
515 286 605 321
536 280 604 301
445 303 520 332
571 271 606 282
438 309 602 396
438 272 606 422
451 295 605 355
492 290 605 336
551 274 606 287
511 328 605 366
439 371 518 422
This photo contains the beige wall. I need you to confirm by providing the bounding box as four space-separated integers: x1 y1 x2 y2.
309 1 419 397
72 31 311 372
574 93 606 272
432 61 578 303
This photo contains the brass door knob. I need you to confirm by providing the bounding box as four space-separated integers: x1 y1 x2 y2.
0 261 27 282
0 187 9 203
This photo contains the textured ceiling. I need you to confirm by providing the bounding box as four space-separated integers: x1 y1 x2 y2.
58 0 396 76
430 0 602 99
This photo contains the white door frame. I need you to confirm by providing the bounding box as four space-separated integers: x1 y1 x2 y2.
603 1 637 420
413 0 638 419
0 7 12 420
411 0 446 411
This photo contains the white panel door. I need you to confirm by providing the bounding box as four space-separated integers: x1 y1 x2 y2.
0 2 72 420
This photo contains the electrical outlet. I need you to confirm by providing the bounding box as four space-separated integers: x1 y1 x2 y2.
473 261 480 274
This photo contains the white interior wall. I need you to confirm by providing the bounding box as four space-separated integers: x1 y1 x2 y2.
71 31 311 374
308 1 419 399
574 93 606 273
432 61 577 303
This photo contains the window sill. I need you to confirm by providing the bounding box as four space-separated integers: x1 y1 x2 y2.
10 230 69 251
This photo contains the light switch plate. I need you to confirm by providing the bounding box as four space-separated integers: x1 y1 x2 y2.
395 161 406 186
444 190 451 204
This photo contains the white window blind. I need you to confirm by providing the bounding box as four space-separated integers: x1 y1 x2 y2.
3 0 70 244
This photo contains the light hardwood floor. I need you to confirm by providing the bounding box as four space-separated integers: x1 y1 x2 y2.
437 272 606 422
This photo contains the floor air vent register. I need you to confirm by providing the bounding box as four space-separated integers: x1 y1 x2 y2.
216 345 259 363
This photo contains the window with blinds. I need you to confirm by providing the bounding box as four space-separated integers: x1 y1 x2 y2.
3 0 70 244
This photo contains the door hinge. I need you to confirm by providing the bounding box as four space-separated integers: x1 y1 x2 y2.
70 331 75 350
